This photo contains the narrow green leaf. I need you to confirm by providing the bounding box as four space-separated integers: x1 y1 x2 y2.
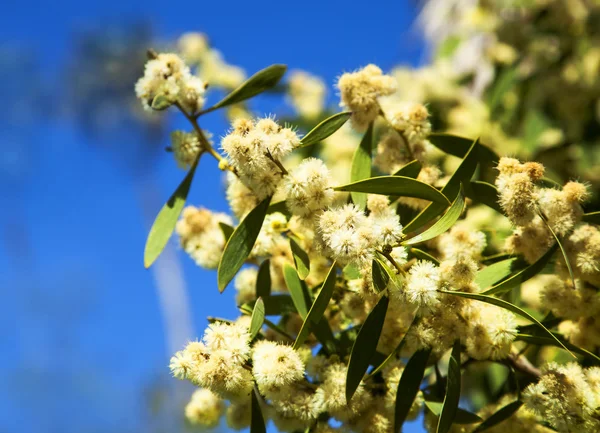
350 123 373 209
289 237 310 280
483 244 557 295
392 160 422 178
256 259 272 298
144 157 199 268
541 215 577 290
206 64 287 112
408 248 440 265
487 67 517 113
440 290 574 357
346 295 390 402
283 264 309 318
335 176 450 205
437 340 462 433
583 211 600 224
219 222 235 242
294 261 337 349
251 388 266 433
515 334 600 364
249 297 265 340
151 94 173 111
403 192 464 246
425 401 482 425
467 181 504 214
367 316 418 379
472 400 522 433
218 197 272 292
394 348 432 433
372 259 390 293
428 134 499 163
241 295 296 316
343 262 361 280
404 138 479 234
300 111 352 147
267 200 289 215
475 258 519 289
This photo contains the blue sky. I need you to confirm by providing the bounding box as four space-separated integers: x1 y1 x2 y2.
1 1 426 432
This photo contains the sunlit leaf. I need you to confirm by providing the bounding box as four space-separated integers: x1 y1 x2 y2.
394 348 432 433
219 222 235 242
251 388 266 433
290 237 310 280
403 192 464 246
283 264 309 318
351 123 373 209
294 261 337 349
204 64 287 113
472 400 522 433
343 262 361 280
408 248 440 265
300 111 352 147
440 290 574 357
335 176 449 205
475 258 519 289
144 157 199 268
483 244 557 295
425 401 482 424
256 259 272 298
437 340 462 433
218 197 271 292
151 94 173 111
249 297 265 340
346 295 389 402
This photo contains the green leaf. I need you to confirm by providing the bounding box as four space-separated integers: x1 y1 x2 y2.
437 340 462 433
440 290 574 357
205 64 287 113
289 237 311 280
483 244 558 295
541 215 577 290
144 157 199 268
350 123 373 209
428 134 499 164
425 401 482 425
249 297 265 340
335 176 450 205
294 261 337 349
346 295 390 402
408 248 440 265
487 67 518 114
256 259 272 298
372 259 390 293
475 258 519 289
367 317 418 379
241 295 296 316
219 222 235 242
403 192 464 246
392 160 422 178
472 400 522 433
515 334 600 364
404 138 479 234
583 211 600 224
466 181 504 214
251 388 266 433
218 197 272 292
394 348 432 433
283 264 309 318
151 94 173 111
343 262 361 280
267 200 289 215
300 111 352 147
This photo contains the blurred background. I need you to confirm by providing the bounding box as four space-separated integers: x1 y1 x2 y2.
0 1 426 432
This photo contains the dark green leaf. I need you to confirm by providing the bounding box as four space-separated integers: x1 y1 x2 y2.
437 340 462 433
300 111 352 147
334 176 449 205
467 181 504 214
256 259 272 298
144 157 199 268
515 334 600 364
283 264 309 318
404 138 479 234
394 348 432 433
151 94 173 110
472 400 522 433
392 160 422 178
219 222 235 242
346 295 390 402
475 258 519 289
294 261 337 349
241 295 296 316
218 197 271 292
403 192 464 246
249 297 265 340
251 388 266 433
206 64 287 112
372 259 390 293
428 134 498 163
408 248 440 265
367 317 418 379
583 211 600 224
440 290 574 357
425 401 482 425
350 123 373 209
290 237 310 280
267 200 289 215
484 244 557 295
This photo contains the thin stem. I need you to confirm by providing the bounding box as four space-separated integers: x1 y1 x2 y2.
265 150 288 175
263 318 295 342
506 352 541 379
378 249 407 276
